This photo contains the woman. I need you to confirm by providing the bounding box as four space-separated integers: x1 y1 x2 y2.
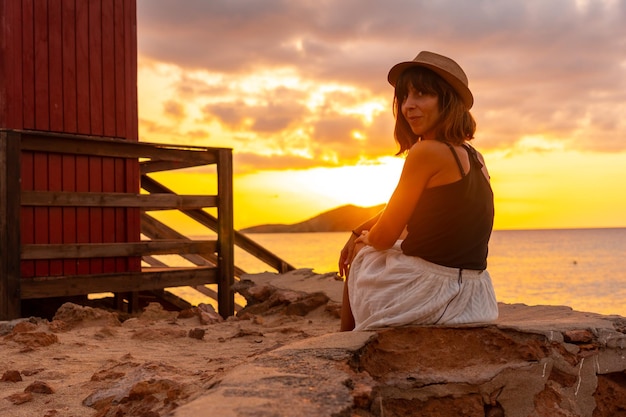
339 51 498 331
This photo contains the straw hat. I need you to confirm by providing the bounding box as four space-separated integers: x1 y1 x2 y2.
387 51 474 109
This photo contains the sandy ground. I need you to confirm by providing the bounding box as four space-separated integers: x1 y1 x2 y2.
0 273 342 417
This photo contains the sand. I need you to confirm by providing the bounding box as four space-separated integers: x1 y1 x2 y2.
0 272 343 417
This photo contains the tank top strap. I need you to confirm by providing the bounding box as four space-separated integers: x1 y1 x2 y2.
462 143 484 169
442 141 466 177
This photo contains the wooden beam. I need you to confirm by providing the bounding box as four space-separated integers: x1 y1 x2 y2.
21 190 218 209
20 267 218 299
19 131 224 163
216 148 235 318
22 240 217 260
140 159 215 174
0 131 22 319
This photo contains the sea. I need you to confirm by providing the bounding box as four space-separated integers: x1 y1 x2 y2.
225 228 626 317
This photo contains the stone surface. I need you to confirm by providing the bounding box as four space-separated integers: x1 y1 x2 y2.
174 271 626 417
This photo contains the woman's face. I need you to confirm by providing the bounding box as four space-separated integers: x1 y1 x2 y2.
400 86 440 140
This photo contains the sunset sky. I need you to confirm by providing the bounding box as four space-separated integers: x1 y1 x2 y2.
135 0 626 231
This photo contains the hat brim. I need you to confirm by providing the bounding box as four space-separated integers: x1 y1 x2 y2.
387 61 474 110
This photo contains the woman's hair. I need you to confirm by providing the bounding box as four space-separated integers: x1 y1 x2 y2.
392 67 476 154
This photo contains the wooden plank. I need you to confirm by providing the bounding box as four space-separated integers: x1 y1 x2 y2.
20 150 35 278
62 0 78 133
89 155 104 273
140 159 216 175
62 154 78 274
101 0 116 137
127 160 141 272
113 0 126 138
124 0 140 272
0 132 22 319
142 256 168 267
33 0 49 131
0 133 9 314
125 0 138 140
48 153 63 276
75 0 90 134
21 191 218 209
0 1 6 126
88 0 104 135
75 154 90 274
21 0 35 129
22 240 217 260
20 134 220 163
3 0 24 128
20 267 219 299
114 158 127 272
48 0 64 132
216 149 235 317
102 157 116 273
33 152 50 277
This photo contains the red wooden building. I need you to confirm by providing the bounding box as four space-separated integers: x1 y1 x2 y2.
0 0 141 281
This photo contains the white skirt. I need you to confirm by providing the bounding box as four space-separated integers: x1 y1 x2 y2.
348 242 498 331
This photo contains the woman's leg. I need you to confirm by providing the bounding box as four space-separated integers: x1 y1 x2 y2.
340 242 367 331
340 275 355 331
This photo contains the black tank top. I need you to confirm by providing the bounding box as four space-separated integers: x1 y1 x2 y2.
400 143 494 270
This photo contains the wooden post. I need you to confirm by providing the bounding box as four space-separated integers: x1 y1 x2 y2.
0 131 22 319
216 148 234 318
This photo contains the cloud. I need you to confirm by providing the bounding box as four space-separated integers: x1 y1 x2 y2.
136 0 626 168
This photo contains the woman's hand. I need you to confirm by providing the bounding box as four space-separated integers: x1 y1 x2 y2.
338 231 367 278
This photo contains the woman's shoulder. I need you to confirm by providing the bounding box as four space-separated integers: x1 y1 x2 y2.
409 140 454 158
404 140 454 174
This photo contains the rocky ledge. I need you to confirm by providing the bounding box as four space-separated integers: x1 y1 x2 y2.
176 270 626 417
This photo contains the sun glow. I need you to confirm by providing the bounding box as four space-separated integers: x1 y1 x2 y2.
486 148 626 230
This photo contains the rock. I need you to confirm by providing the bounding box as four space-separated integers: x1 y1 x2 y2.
12 320 38 333
24 380 55 394
140 302 179 321
175 314 626 417
174 302 626 417
90 370 126 382
233 269 342 318
188 328 205 340
0 370 22 382
197 303 223 325
83 364 187 416
284 292 329 316
246 284 273 303
564 329 594 343
268 289 303 306
52 302 121 329
5 391 33 405
5 331 59 348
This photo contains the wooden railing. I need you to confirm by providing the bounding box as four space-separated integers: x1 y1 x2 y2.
0 129 296 320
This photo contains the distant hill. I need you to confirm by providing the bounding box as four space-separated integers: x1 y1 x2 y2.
239 204 385 233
